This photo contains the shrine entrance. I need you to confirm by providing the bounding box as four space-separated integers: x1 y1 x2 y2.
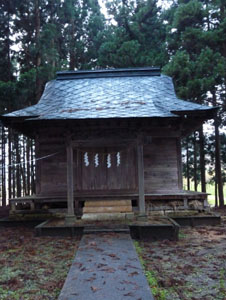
66 137 146 219
76 146 138 193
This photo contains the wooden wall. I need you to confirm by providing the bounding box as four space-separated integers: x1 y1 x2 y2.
36 132 67 196
36 129 181 197
144 137 181 193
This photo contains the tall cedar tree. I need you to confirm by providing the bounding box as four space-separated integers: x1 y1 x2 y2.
98 0 168 68
163 0 226 206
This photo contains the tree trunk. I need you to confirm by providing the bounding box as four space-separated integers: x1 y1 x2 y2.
26 138 31 195
12 133 16 198
199 126 206 193
193 132 198 191
215 119 224 207
186 137 190 190
35 0 42 101
22 136 27 196
215 181 218 208
15 135 21 198
212 90 224 207
31 140 36 194
1 127 6 207
8 128 12 200
69 7 76 70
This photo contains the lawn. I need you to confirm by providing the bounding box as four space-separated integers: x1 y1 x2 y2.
0 227 79 300
183 181 226 207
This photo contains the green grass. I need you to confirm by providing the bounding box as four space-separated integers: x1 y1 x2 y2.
134 241 169 300
183 180 226 207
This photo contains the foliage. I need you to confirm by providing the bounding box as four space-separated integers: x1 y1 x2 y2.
163 0 226 204
98 0 168 68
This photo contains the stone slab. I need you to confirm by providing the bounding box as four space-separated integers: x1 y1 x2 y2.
58 233 154 300
82 213 127 221
83 206 132 213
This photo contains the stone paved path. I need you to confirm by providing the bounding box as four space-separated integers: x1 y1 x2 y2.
58 232 154 300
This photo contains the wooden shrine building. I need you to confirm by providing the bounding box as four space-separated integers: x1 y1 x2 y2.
1 67 217 219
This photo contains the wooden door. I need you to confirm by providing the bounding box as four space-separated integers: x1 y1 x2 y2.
76 147 138 193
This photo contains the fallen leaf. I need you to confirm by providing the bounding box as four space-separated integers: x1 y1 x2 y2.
91 286 101 292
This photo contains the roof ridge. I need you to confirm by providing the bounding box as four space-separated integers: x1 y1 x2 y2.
56 67 161 80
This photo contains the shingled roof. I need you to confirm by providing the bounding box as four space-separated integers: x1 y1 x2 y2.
3 67 216 121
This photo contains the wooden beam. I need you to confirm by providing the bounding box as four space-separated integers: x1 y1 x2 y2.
137 142 146 215
66 140 75 216
71 138 136 148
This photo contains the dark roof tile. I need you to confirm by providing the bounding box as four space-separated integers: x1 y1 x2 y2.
3 71 215 120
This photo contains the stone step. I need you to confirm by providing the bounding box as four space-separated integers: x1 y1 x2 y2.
84 227 130 234
83 205 132 213
82 212 134 221
84 200 131 207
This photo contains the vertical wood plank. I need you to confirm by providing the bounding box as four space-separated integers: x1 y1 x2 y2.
176 138 183 190
35 136 41 195
74 149 79 212
67 141 74 216
137 142 146 215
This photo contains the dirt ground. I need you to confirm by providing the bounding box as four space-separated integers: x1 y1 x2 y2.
0 210 226 300
0 226 79 300
140 210 226 300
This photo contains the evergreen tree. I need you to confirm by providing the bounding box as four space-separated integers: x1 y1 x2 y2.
61 0 105 70
163 0 226 206
98 0 168 68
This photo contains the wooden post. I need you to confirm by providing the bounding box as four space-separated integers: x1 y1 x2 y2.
66 139 76 223
11 201 16 213
30 200 35 211
183 198 188 209
137 141 146 218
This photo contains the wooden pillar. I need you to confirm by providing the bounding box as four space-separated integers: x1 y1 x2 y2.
66 140 76 222
137 142 146 217
183 198 188 209
11 201 16 213
30 200 35 211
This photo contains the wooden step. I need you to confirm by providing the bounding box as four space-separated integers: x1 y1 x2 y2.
82 200 133 220
84 200 131 207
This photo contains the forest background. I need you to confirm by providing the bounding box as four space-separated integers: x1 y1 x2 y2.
0 0 225 207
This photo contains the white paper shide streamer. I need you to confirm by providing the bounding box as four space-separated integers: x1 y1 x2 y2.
107 154 111 168
94 153 99 167
84 152 89 166
116 152 120 167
